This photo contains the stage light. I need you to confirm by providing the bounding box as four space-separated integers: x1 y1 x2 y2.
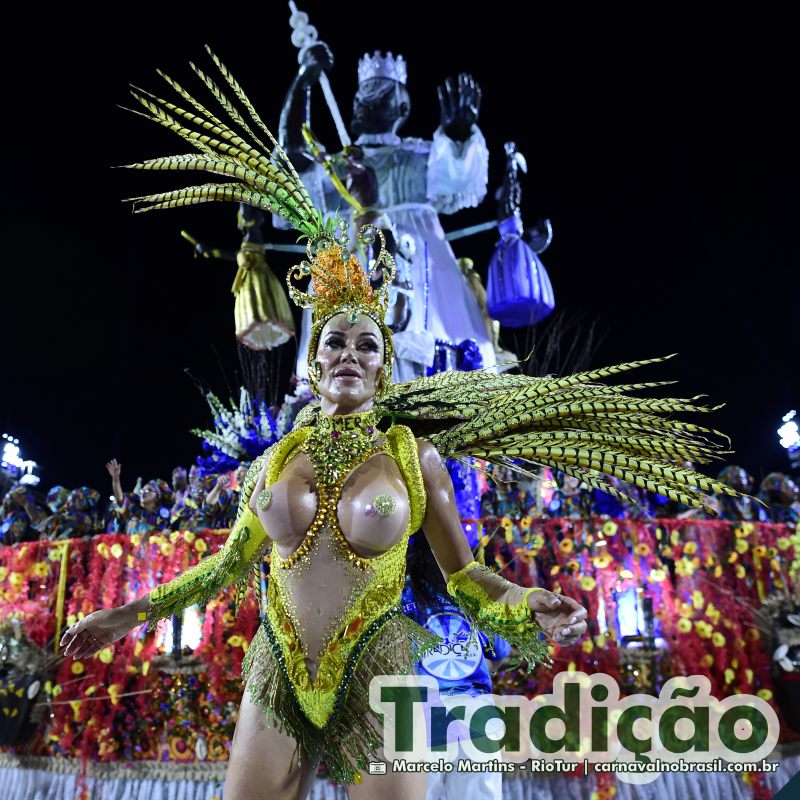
2 441 23 469
778 410 799 450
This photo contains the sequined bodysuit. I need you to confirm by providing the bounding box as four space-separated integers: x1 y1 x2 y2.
245 411 427 730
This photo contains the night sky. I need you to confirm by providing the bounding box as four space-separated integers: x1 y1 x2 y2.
3 8 797 495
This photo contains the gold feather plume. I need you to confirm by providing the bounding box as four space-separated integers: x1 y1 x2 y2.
375 355 740 512
120 46 323 239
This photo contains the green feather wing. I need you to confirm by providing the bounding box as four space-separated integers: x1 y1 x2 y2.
377 355 738 512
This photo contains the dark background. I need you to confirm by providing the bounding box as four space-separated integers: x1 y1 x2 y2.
2 7 797 494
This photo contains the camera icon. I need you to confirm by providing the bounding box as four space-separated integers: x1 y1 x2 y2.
368 761 387 775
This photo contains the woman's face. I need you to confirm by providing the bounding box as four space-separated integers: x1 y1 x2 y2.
315 313 384 408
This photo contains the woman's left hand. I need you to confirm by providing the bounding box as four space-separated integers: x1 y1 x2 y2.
527 590 587 647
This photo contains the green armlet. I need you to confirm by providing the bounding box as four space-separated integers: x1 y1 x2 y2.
147 506 269 625
446 561 552 670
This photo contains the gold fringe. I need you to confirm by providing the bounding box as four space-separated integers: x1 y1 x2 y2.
241 611 440 784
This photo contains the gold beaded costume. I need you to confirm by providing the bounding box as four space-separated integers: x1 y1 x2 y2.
131 49 741 783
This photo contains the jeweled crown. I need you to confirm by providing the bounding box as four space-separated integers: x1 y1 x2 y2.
358 51 408 85
285 223 397 393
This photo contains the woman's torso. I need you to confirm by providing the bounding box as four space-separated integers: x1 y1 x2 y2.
252 427 417 689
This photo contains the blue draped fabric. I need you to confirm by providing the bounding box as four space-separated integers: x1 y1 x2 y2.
487 214 555 327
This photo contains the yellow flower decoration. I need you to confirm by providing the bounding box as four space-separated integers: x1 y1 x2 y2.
183 531 196 544
677 618 692 633
227 635 245 648
724 668 735 685
593 553 613 569
582 639 594 654
735 564 746 580
520 515 532 530
648 568 667 583
734 526 748 540
97 647 114 664
734 539 749 555
683 541 698 555
559 538 574 554
96 542 110 558
194 539 208 554
169 531 181 544
705 605 721 625
110 543 123 559
71 661 85 675
550 565 561 576
9 572 24 590
727 551 739 564
678 602 693 619
619 569 634 580
602 521 618 537
741 522 755 536
713 565 723 578
753 545 768 558
661 546 674 559
757 689 773 701
32 562 49 578
130 534 141 547
108 683 123 706
670 530 680 546
675 558 695 577
691 590 705 610
634 543 651 557
712 632 726 647
700 654 714 668
693 620 712 638
160 542 175 557
580 575 597 592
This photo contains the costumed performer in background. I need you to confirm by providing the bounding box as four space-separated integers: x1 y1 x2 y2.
60 50 740 800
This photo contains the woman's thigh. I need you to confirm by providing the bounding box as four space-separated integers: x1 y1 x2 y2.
224 685 319 800
346 709 428 800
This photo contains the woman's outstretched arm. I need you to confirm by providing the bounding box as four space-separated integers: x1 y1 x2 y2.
417 438 587 651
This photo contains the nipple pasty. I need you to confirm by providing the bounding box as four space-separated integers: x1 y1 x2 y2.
372 494 396 516
256 489 273 511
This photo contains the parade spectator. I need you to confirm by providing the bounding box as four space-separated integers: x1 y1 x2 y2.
758 473 800 525
171 466 189 514
0 486 45 544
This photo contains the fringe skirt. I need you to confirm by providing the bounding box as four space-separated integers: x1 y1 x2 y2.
240 607 440 785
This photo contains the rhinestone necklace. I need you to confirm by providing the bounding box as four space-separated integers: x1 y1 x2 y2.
281 408 384 569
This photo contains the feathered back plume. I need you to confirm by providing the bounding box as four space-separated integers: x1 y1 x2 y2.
377 355 743 512
121 46 322 238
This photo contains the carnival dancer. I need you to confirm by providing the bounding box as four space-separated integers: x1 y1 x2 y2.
60 49 739 800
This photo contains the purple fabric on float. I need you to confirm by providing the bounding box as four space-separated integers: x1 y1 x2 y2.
487 214 555 327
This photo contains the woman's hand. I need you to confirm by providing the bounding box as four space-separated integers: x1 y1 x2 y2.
59 606 140 660
528 590 587 647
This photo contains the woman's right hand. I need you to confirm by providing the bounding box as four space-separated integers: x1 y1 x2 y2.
59 605 139 660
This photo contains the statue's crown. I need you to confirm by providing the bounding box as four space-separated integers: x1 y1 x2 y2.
358 51 407 85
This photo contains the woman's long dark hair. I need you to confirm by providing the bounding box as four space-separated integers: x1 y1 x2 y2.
405 530 451 609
